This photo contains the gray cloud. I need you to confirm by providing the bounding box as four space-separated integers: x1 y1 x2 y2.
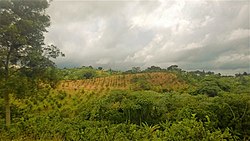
45 0 250 74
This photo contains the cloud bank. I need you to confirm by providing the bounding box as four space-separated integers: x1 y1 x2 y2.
45 0 250 74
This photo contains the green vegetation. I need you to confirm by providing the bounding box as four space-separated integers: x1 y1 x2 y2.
1 0 249 140
0 0 63 127
0 66 249 140
57 66 115 80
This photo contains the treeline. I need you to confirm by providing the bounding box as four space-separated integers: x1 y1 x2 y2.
57 65 250 80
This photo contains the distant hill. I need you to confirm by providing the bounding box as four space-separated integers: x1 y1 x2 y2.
57 72 188 94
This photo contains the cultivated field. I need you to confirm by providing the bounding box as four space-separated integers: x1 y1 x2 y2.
57 72 188 94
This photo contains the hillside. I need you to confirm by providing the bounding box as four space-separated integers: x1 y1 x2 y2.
57 72 188 94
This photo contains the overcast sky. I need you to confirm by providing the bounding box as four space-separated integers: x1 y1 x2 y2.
45 0 250 74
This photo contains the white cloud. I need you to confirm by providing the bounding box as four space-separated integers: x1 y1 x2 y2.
130 0 185 29
124 34 164 63
227 28 250 41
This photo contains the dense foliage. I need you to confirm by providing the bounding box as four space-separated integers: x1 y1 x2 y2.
0 0 63 127
0 68 249 140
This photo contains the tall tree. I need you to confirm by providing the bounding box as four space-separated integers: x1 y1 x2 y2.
0 0 63 127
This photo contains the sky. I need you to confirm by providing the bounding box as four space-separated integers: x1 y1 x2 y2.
45 0 250 75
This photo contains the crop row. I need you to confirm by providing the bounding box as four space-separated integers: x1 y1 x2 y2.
58 72 186 93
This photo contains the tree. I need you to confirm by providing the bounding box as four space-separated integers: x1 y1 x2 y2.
145 66 163 72
131 76 151 91
167 65 181 71
194 77 221 97
132 67 141 73
83 71 95 79
0 0 63 127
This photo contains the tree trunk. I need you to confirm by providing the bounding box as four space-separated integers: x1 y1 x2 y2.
4 92 10 127
4 47 11 127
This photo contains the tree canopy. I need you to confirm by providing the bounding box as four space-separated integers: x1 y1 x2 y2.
0 0 63 127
